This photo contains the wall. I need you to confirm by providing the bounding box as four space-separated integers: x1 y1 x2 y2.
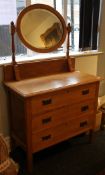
97 0 105 96
75 55 98 75
75 54 105 97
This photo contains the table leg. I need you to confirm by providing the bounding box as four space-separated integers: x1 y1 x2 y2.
27 152 33 173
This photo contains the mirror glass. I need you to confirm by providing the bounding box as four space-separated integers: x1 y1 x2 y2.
16 4 67 53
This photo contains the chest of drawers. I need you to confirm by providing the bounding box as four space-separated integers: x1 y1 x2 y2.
4 71 100 172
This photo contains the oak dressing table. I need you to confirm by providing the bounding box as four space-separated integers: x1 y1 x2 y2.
3 4 100 172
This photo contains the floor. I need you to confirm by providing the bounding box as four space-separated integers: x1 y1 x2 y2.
11 130 105 175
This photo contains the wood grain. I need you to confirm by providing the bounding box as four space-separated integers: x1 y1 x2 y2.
3 57 75 81
4 71 100 97
4 60 100 173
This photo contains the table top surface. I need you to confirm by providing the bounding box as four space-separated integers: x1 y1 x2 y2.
4 71 100 97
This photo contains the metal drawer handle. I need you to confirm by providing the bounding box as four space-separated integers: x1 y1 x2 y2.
42 99 52 105
42 134 51 141
82 89 89 95
42 117 52 124
81 105 89 112
80 121 88 127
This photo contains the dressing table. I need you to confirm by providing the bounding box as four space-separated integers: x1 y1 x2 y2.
3 4 100 172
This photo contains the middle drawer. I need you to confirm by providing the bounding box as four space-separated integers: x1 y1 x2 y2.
32 100 95 133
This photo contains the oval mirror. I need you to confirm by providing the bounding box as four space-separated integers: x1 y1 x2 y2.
16 4 67 53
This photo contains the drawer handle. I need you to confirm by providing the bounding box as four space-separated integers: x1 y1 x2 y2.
42 117 52 124
42 134 51 141
82 89 89 95
42 99 52 105
81 105 89 112
80 121 88 127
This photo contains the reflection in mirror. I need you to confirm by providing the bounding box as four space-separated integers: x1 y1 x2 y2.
40 22 63 48
16 4 67 52
21 9 63 49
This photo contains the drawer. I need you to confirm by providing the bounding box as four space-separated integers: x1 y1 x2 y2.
31 83 96 115
32 115 94 152
32 100 95 132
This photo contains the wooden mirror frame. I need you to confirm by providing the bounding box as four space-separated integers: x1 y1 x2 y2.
16 4 67 53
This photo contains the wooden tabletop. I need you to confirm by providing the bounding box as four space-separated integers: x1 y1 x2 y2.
4 71 100 97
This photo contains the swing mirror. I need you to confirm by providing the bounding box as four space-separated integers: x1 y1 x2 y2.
16 4 67 53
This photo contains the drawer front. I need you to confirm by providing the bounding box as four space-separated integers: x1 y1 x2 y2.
32 100 95 133
32 115 94 152
31 83 96 115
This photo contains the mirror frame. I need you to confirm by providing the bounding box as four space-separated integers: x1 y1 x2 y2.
16 4 67 53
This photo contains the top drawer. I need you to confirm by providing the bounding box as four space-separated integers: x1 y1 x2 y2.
31 83 97 115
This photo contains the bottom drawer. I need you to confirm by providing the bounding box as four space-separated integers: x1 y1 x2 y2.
32 114 95 152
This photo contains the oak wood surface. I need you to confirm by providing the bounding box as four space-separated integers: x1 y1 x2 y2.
3 57 75 82
32 100 95 133
4 60 100 172
30 83 96 115
4 71 100 97
32 114 94 152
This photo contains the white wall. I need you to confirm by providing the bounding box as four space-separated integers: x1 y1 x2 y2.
75 55 98 75
75 54 105 97
97 0 105 96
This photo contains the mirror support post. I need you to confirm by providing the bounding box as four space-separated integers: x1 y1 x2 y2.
10 22 20 81
10 21 16 65
66 23 74 72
